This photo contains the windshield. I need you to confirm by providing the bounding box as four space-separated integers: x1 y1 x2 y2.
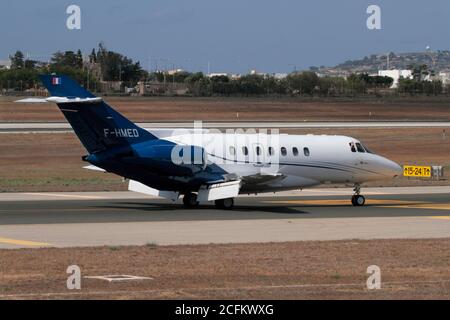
361 143 375 154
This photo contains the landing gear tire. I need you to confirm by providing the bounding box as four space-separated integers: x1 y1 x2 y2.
183 193 199 208
351 183 365 206
215 198 235 210
351 195 365 207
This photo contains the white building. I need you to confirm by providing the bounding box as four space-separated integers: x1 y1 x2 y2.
0 59 11 70
207 73 229 78
378 70 413 88
438 72 450 86
273 73 288 80
167 68 185 75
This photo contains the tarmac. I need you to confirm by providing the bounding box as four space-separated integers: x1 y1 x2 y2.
1 121 450 134
0 187 449 249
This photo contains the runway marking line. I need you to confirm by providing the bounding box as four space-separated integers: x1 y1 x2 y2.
383 204 450 211
301 190 387 195
0 237 52 247
429 216 450 220
265 199 450 211
264 199 423 206
23 193 106 200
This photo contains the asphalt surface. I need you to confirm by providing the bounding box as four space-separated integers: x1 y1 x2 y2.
1 121 450 133
0 188 449 249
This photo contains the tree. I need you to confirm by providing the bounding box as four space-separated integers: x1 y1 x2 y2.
51 51 83 69
185 72 204 84
89 48 97 63
423 80 442 96
346 74 367 95
408 64 429 81
10 51 25 69
76 49 83 66
24 59 38 69
398 78 421 95
236 75 266 96
351 73 393 89
95 43 144 85
287 72 320 95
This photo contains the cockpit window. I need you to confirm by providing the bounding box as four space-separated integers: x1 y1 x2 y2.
349 142 356 153
361 143 375 154
355 143 365 153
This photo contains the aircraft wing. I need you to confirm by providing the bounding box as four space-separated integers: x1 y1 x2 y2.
241 173 286 185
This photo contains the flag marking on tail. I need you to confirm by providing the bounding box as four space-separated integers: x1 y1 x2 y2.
52 77 62 85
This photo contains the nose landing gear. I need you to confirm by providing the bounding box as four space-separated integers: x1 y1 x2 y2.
351 184 366 206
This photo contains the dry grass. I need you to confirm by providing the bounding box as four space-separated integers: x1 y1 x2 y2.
1 239 449 299
2 96 450 122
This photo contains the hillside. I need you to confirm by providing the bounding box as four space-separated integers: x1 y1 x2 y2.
319 51 450 75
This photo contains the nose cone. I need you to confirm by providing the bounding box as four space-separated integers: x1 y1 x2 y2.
382 158 403 178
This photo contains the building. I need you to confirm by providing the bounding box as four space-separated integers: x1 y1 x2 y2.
0 59 11 70
207 72 229 78
438 72 450 86
378 69 413 88
273 73 288 80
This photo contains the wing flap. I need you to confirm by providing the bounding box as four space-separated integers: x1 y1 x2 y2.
197 180 241 202
128 180 179 201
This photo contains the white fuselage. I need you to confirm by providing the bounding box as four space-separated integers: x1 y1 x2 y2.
165 132 402 193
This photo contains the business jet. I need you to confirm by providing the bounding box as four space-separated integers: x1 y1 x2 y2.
20 75 402 209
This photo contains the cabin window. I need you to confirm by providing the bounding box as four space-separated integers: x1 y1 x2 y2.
242 146 248 156
304 147 310 157
256 146 261 156
268 147 274 156
229 146 236 156
349 142 356 153
281 147 287 156
355 143 365 153
293 147 299 156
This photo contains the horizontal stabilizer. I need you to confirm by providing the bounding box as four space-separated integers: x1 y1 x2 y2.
16 97 103 104
15 98 49 103
83 165 106 173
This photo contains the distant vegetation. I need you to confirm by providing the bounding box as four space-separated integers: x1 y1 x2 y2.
0 46 448 97
0 43 146 93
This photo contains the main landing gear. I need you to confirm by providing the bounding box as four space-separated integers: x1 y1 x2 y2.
183 193 199 208
183 193 235 210
351 184 366 207
215 198 235 210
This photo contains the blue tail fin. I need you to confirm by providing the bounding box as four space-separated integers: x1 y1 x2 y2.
40 75 156 154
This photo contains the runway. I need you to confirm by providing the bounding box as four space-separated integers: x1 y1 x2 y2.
1 121 450 133
0 187 449 249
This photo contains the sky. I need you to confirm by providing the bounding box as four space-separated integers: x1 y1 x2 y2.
2 0 450 73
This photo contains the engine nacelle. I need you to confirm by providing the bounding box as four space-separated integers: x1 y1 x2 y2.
137 144 207 166
133 144 208 176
